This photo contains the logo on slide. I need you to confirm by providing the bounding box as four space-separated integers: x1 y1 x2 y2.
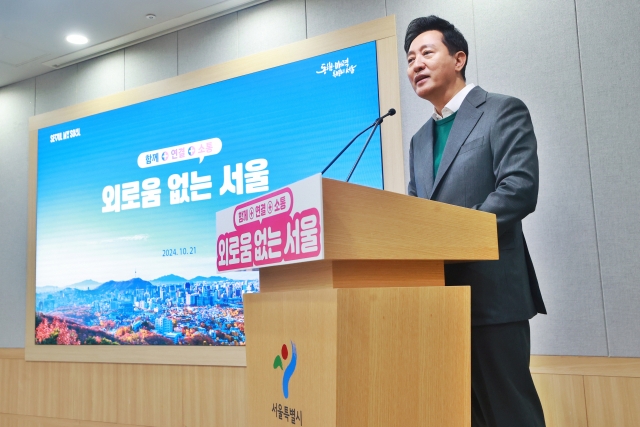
273 341 297 399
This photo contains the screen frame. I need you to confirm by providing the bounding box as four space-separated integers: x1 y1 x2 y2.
25 15 404 366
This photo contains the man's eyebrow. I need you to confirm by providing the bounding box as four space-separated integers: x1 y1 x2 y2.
407 43 437 55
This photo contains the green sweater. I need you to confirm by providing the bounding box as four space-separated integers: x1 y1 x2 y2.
433 111 457 179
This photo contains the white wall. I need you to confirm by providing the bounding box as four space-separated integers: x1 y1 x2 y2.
1 0 638 356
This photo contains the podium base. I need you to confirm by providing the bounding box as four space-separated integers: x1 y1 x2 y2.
245 286 470 427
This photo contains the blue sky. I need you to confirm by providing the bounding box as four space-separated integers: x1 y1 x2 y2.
36 42 383 287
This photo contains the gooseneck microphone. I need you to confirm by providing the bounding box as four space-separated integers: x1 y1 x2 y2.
378 108 397 121
321 109 396 181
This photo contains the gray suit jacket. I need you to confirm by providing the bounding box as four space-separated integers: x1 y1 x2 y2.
408 86 546 326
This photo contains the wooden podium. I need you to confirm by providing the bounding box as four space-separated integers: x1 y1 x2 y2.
243 178 498 427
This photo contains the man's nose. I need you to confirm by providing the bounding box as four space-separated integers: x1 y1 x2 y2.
411 57 425 74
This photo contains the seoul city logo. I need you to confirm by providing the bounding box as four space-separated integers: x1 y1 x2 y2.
273 341 297 399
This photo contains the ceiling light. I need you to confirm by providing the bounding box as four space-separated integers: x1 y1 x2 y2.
44 0 268 69
66 34 88 45
146 14 156 20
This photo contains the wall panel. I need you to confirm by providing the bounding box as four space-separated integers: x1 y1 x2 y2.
305 0 386 38
18 361 73 419
0 414 132 427
584 376 640 426
531 355 640 377
0 78 34 349
237 0 307 58
0 358 22 414
532 374 588 427
576 0 640 357
472 0 607 356
76 50 125 104
65 363 118 424
125 33 178 90
5 353 640 427
385 0 479 186
178 13 238 75
182 366 247 427
35 66 77 115
0 352 246 427
116 364 183 427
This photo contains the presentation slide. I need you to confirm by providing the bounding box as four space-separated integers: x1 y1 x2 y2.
35 41 383 346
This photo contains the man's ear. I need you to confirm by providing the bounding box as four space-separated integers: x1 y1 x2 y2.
454 51 467 72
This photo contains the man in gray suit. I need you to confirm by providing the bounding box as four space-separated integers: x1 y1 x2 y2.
405 16 547 427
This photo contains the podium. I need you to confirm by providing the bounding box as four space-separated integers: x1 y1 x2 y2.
219 176 498 427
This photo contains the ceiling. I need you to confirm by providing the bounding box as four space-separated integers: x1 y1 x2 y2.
0 0 265 88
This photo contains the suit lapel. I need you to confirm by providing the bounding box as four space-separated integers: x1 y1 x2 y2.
429 92 484 199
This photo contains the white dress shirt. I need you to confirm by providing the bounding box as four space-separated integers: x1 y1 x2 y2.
432 83 476 121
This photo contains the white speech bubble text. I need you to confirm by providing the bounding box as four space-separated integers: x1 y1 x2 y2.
137 138 222 168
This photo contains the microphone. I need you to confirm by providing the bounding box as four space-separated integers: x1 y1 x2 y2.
321 109 397 177
379 108 396 120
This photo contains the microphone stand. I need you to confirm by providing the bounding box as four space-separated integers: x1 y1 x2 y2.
321 122 377 175
321 108 396 180
346 118 382 182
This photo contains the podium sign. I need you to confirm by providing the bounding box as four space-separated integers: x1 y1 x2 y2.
216 174 325 272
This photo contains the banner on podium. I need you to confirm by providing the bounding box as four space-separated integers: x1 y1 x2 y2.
216 174 324 272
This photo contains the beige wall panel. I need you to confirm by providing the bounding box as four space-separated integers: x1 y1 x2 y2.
25 131 37 351
49 363 114 422
0 351 247 427
17 362 74 419
0 413 134 427
376 36 405 193
14 360 118 422
584 376 640 427
0 348 24 359
116 364 183 427
4 352 640 427
182 366 247 427
65 363 119 423
24 345 246 367
532 374 588 427
0 413 21 427
0 358 23 415
531 355 640 378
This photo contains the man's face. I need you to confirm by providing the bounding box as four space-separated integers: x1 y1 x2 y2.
406 30 463 101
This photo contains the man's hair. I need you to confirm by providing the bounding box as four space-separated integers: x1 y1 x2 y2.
404 15 469 80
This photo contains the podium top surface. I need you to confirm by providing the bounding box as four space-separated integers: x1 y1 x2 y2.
322 178 498 261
